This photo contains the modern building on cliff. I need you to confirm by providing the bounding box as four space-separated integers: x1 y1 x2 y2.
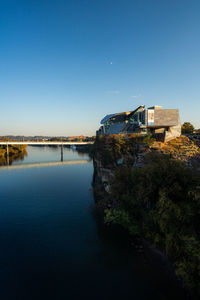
97 105 181 142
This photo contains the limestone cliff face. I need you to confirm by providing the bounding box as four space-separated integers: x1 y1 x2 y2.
93 154 114 194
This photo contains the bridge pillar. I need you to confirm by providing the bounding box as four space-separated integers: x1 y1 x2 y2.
6 144 9 165
61 144 63 162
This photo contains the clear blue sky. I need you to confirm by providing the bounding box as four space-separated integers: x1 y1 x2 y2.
0 0 200 136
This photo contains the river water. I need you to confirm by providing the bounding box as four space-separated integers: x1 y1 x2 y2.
0 146 186 300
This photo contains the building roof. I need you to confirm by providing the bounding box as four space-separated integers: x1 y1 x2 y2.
100 105 145 124
100 113 117 124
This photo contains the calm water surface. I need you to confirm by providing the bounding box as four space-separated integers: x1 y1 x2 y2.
0 147 185 300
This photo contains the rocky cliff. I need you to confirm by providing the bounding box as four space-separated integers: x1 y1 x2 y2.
92 134 200 297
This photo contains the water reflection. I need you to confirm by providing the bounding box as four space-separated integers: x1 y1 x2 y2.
0 160 89 170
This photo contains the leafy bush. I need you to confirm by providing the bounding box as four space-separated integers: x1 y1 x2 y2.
182 122 194 134
93 134 150 167
105 152 200 294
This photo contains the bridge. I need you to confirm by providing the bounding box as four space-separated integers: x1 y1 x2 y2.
0 141 94 164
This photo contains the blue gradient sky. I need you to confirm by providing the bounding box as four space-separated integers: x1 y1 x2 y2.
0 0 200 136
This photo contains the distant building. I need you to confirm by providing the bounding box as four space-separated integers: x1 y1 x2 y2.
97 105 181 142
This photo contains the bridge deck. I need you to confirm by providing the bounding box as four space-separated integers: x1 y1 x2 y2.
0 141 93 145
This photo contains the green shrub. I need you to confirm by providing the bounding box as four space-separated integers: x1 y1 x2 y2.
104 152 200 294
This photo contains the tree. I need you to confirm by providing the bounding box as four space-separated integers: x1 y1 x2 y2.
181 122 194 134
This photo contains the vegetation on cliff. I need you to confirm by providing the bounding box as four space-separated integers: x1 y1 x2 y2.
93 134 200 296
93 133 154 168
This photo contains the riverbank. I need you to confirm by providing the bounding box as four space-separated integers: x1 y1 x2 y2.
92 134 200 298
0 144 27 165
